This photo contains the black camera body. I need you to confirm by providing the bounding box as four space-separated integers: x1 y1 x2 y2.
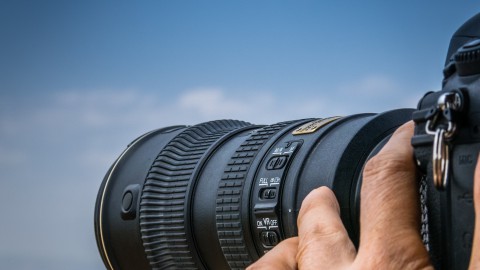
95 13 480 270
412 13 480 269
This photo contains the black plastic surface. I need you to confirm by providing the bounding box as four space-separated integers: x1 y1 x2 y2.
140 120 251 269
94 126 186 270
455 39 480 76
446 13 480 65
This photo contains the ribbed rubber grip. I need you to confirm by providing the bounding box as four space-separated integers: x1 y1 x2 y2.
140 120 251 270
216 121 296 269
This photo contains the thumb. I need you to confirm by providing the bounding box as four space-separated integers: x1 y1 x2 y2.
296 187 356 269
247 237 298 270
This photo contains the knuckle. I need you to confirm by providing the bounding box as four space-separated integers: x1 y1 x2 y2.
363 153 411 180
303 220 346 239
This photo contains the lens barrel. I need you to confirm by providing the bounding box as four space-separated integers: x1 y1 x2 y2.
95 109 412 270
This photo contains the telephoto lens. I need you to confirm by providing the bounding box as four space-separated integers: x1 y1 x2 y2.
94 109 412 270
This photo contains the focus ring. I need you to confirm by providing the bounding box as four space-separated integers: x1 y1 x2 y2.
216 121 297 269
140 120 251 269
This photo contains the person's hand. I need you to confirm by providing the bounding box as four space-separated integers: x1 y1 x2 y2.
247 121 480 269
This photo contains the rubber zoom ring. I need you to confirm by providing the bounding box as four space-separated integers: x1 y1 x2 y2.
140 120 251 269
216 120 297 269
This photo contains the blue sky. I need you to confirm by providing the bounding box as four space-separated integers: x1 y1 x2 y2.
0 1 479 269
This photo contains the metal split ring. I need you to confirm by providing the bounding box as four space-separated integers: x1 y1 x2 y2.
432 128 449 189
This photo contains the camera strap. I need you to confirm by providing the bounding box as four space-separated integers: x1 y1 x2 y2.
419 174 430 250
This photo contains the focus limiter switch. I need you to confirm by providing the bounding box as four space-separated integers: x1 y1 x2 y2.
266 155 288 170
260 188 277 199
260 231 279 247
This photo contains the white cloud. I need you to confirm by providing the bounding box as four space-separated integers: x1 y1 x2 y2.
0 76 420 168
0 76 420 170
339 74 398 96
179 88 250 116
329 74 421 113
177 88 300 122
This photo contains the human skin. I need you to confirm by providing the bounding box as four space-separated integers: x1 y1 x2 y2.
247 121 480 270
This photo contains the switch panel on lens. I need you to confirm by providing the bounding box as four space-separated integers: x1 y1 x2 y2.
252 140 302 253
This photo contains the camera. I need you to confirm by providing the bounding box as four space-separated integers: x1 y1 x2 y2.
94 13 480 270
411 13 480 269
